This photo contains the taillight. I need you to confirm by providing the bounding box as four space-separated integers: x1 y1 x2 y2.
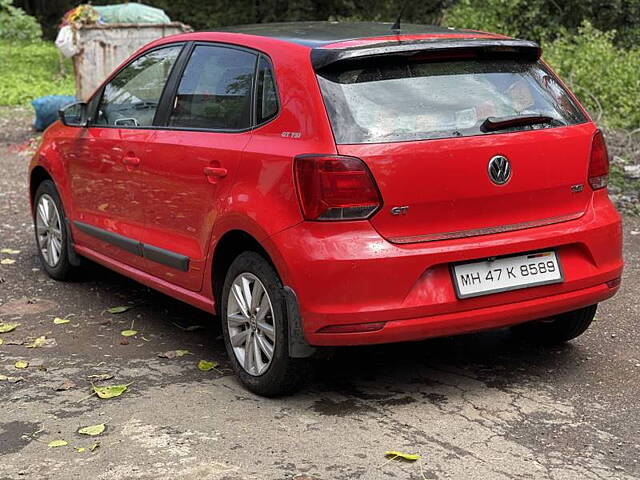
588 130 609 190
294 155 382 221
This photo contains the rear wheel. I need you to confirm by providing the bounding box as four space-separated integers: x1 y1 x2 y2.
511 304 597 344
33 180 77 280
221 251 308 396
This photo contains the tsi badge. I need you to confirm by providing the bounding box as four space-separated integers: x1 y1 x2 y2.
390 206 409 216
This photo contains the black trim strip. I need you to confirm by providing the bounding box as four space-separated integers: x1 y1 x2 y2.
73 221 189 272
142 244 190 272
311 38 541 70
74 221 142 256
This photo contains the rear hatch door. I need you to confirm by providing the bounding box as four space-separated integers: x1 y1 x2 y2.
315 43 593 243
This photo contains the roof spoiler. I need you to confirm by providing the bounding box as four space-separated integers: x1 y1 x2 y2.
311 38 541 70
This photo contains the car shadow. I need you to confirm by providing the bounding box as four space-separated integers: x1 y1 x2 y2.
74 259 587 399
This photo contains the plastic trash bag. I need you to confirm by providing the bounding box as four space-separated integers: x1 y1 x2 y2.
32 95 77 131
55 26 79 58
94 3 171 24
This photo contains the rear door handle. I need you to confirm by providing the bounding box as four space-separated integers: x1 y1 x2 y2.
204 166 228 179
122 155 141 167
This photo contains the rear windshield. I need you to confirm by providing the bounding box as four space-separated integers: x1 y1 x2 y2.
317 58 587 144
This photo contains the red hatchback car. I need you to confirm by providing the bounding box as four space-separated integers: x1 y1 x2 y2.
30 22 623 395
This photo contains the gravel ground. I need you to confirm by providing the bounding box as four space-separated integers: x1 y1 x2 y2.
1 112 639 480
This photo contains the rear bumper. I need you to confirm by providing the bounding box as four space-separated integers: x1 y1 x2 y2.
266 191 623 346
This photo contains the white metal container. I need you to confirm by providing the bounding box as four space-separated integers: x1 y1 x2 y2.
72 22 191 100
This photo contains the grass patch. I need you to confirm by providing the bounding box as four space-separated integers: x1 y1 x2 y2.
0 40 75 107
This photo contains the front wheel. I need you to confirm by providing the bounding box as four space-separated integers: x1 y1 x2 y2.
221 251 308 396
511 304 598 344
33 180 77 280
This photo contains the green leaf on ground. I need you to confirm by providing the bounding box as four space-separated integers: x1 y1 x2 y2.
15 360 28 369
158 349 191 359
120 329 137 337
0 248 20 254
385 451 420 461
1 258 16 265
0 322 19 333
48 440 68 448
93 383 130 399
53 317 70 325
77 447 86 453
197 360 218 372
106 306 132 314
78 424 105 436
26 335 46 348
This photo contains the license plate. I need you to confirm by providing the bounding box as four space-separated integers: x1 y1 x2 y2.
452 251 563 299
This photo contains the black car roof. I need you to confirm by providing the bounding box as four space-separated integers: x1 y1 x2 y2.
222 21 476 48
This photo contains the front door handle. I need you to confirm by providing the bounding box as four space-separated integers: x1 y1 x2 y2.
204 166 228 182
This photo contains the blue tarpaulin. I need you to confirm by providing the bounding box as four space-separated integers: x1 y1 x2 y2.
32 95 76 131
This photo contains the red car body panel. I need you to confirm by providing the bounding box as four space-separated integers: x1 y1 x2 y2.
29 24 623 348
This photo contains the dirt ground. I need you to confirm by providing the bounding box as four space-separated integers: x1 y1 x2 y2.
1 113 639 480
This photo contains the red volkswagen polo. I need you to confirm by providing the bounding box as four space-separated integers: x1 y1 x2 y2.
29 22 623 395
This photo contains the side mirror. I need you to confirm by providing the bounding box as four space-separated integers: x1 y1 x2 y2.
58 102 88 127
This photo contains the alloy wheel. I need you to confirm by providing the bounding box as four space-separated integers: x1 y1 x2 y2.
226 272 277 376
35 194 63 267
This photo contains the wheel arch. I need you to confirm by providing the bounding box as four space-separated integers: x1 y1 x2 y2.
211 229 276 310
29 165 54 210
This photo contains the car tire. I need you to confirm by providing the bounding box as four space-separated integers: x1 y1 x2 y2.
33 180 77 280
220 251 309 396
511 304 597 344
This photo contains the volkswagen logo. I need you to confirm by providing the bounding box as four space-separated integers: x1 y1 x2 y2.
488 155 511 185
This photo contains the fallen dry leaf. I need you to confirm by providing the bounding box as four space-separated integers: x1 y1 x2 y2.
0 258 16 265
93 383 131 399
385 451 421 461
53 317 70 325
0 248 20 255
106 306 132 314
54 380 76 391
48 439 68 448
14 360 28 369
120 329 137 337
158 349 191 359
0 322 20 333
78 424 105 436
197 360 218 372
87 373 114 382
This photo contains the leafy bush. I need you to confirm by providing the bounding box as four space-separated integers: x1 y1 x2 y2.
444 0 640 47
543 23 640 129
0 41 74 106
0 0 41 41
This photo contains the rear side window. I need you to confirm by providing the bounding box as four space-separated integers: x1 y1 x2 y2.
95 45 181 127
317 58 587 144
255 57 279 124
169 45 257 130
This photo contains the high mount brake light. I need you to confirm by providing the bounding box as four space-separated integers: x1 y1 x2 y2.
588 130 609 190
294 155 382 221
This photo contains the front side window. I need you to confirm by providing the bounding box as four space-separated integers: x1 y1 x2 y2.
169 45 257 130
94 45 181 127
317 58 587 144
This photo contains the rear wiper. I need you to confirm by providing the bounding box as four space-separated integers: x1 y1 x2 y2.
480 114 558 132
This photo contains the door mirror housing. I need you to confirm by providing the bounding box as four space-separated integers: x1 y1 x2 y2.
59 102 88 127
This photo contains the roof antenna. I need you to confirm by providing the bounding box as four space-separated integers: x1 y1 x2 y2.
391 1 409 33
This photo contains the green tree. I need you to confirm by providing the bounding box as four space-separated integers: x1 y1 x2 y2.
0 0 41 41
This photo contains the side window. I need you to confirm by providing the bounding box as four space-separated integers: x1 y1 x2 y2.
169 45 257 130
256 56 279 124
94 45 181 127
